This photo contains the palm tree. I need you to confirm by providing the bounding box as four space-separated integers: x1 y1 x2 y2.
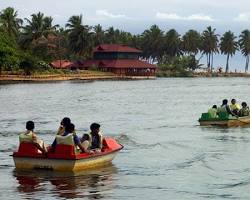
66 14 93 57
0 7 22 38
182 29 201 56
165 29 182 57
220 31 238 73
105 26 119 44
93 24 105 45
141 24 164 63
239 30 250 72
119 31 133 44
201 26 219 72
128 34 141 49
19 12 58 49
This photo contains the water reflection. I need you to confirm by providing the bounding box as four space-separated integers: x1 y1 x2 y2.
13 165 118 199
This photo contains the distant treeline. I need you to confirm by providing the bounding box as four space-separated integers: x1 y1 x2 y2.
0 7 250 75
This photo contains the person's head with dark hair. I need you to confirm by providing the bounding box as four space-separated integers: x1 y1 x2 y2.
26 121 34 131
82 134 90 141
90 123 100 135
222 99 228 105
242 102 247 108
61 117 71 127
231 99 236 104
212 105 217 109
65 123 75 133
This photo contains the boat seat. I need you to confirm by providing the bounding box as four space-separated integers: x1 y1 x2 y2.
50 144 77 159
218 112 229 119
14 142 44 157
200 113 210 120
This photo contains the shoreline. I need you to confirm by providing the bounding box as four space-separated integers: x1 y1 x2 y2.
0 74 156 83
1 72 250 83
193 72 250 77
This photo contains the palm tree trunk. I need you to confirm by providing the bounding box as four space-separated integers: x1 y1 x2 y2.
211 53 214 72
245 55 249 73
226 54 230 73
207 53 210 72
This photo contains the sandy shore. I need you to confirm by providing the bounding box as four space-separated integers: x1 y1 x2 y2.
0 74 156 82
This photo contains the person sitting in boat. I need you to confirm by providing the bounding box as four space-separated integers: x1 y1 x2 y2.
217 99 236 116
208 105 218 118
89 123 103 152
51 123 87 153
230 99 240 115
80 134 94 154
238 102 250 117
57 117 71 135
19 121 47 155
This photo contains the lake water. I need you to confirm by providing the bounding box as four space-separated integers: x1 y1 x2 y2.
1 78 250 200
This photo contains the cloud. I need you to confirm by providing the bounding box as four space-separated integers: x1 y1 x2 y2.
234 12 250 21
155 12 214 21
96 9 126 19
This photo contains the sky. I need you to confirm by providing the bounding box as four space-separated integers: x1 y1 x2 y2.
1 0 250 71
1 0 250 34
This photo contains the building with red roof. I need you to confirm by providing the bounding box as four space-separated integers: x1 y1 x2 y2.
50 60 73 69
76 44 157 76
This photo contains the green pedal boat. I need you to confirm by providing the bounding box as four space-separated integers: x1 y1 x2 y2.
199 112 250 127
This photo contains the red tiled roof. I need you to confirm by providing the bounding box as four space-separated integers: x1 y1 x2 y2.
94 44 142 53
80 59 156 69
50 60 73 69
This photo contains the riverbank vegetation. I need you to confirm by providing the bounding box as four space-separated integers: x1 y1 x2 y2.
1 7 250 77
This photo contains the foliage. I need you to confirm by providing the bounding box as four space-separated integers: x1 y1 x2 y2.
19 53 39 75
239 30 250 72
201 26 219 72
66 15 93 58
0 30 20 72
89 64 99 71
157 56 199 77
220 31 238 73
1 7 250 76
0 7 22 38
181 30 201 56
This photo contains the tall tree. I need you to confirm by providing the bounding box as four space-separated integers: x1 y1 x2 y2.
93 24 105 46
220 31 238 73
239 30 250 72
105 26 121 44
0 7 22 38
182 29 201 56
164 29 182 57
19 12 58 49
66 14 93 57
201 26 219 72
141 24 164 63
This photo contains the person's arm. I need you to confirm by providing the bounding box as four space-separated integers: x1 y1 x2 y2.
57 126 64 135
226 105 237 116
77 142 93 154
33 143 47 155
98 134 103 149
31 133 47 155
74 135 93 154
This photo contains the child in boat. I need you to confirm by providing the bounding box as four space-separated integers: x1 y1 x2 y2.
80 134 94 154
208 105 218 118
218 99 236 116
230 99 240 115
57 117 71 135
238 102 250 117
89 123 103 152
52 123 88 153
19 121 47 155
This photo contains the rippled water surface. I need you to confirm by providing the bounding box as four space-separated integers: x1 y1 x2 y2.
1 78 250 199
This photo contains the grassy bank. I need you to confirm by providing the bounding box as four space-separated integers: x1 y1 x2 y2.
0 70 119 82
